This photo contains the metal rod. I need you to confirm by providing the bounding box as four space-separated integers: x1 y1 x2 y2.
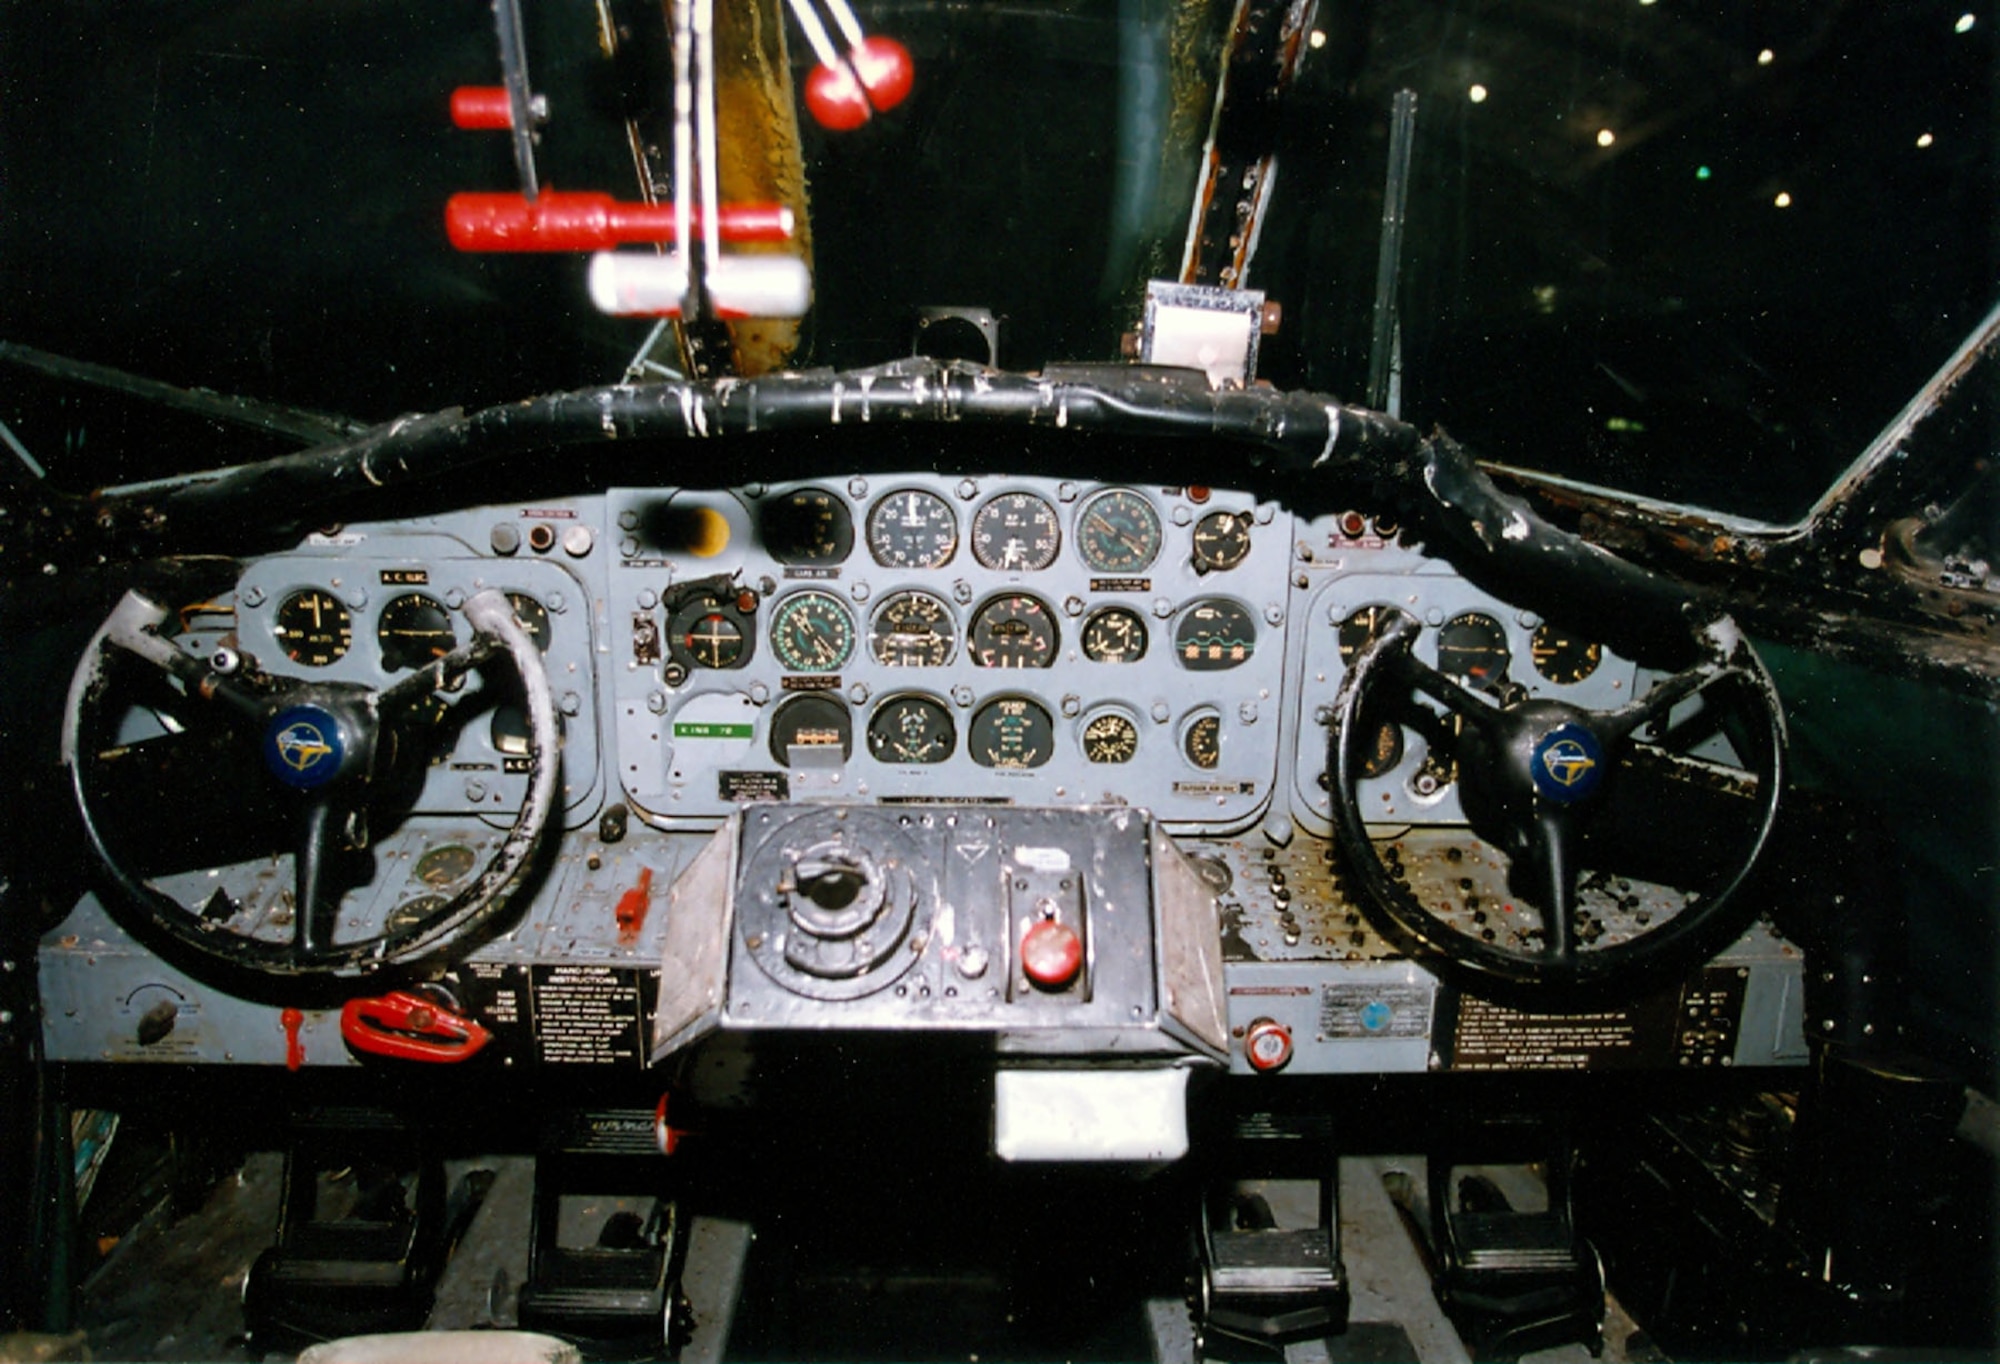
1367 89 1418 414
492 0 542 200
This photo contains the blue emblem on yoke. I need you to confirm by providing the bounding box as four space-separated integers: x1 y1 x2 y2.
1530 723 1604 804
265 706 346 789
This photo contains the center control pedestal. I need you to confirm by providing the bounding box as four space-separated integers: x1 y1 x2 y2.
651 803 1231 1160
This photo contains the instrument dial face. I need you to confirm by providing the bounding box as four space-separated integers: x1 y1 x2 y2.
275 589 352 667
868 590 957 667
505 593 554 652
1182 711 1222 769
377 593 457 671
1337 605 1395 665
681 610 747 669
759 487 854 565
969 696 1053 769
971 492 1060 571
866 489 958 569
1075 488 1162 573
1191 510 1253 571
1436 611 1512 689
1359 718 1405 779
1175 598 1257 670
1530 622 1603 685
768 693 852 764
969 594 1058 668
866 694 956 764
1081 606 1148 663
1081 711 1139 764
769 590 856 673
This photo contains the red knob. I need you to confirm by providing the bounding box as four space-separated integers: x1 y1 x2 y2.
450 86 515 130
1020 920 1082 989
850 35 913 112
805 61 872 131
1244 1017 1293 1072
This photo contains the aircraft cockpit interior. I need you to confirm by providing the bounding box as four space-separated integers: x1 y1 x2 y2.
1 2 1995 1361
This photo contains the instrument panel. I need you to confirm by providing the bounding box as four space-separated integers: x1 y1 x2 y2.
608 477 1294 827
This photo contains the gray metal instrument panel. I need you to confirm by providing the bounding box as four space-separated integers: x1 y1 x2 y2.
219 532 606 824
605 477 1294 831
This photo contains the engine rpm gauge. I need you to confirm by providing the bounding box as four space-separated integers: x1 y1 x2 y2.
1182 711 1222 769
869 590 956 667
866 694 956 764
969 595 1058 668
1081 606 1148 663
1191 510 1253 572
1081 711 1139 764
1530 623 1602 685
377 593 457 671
866 489 958 569
759 487 853 565
1436 612 1511 689
971 492 1060 571
275 589 351 667
1175 598 1256 670
769 590 856 673
1075 488 1162 573
969 696 1053 769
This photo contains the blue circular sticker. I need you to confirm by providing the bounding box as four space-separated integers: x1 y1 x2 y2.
265 706 347 790
1359 999 1394 1034
1530 723 1604 804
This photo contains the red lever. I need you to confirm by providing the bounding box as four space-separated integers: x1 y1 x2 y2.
450 85 517 129
447 192 796 253
340 990 492 1063
615 866 655 943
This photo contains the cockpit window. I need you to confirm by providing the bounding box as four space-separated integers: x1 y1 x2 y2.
0 1 1993 523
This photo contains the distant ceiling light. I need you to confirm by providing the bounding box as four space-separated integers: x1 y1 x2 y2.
1696 164 1713 180
1774 191 1793 208
1596 128 1616 147
1309 29 1327 49
1757 48 1775 65
1639 0 1657 6
1955 12 1976 32
1468 83 1489 103
1917 132 1936 148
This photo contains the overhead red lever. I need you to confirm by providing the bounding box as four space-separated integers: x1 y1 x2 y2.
450 86 517 130
340 990 492 1063
447 191 795 253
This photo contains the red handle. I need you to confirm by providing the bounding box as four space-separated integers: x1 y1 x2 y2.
340 990 492 1063
445 192 796 253
450 86 516 130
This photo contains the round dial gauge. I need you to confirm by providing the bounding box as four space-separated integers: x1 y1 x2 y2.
505 593 554 652
1081 606 1148 663
1076 488 1162 574
1175 598 1257 671
869 590 956 667
1530 623 1603 685
377 593 457 671
1359 719 1405 779
969 696 1053 769
1081 711 1139 764
1436 612 1511 689
759 487 853 565
971 492 1060 571
679 607 746 669
866 694 956 764
768 693 852 765
1337 605 1396 665
1191 510 1253 572
769 590 856 673
1182 711 1222 769
867 489 958 569
414 844 477 888
969 594 1058 668
275 589 352 667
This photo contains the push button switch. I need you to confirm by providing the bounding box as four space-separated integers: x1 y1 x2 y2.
1020 920 1082 989
1244 1017 1294 1072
